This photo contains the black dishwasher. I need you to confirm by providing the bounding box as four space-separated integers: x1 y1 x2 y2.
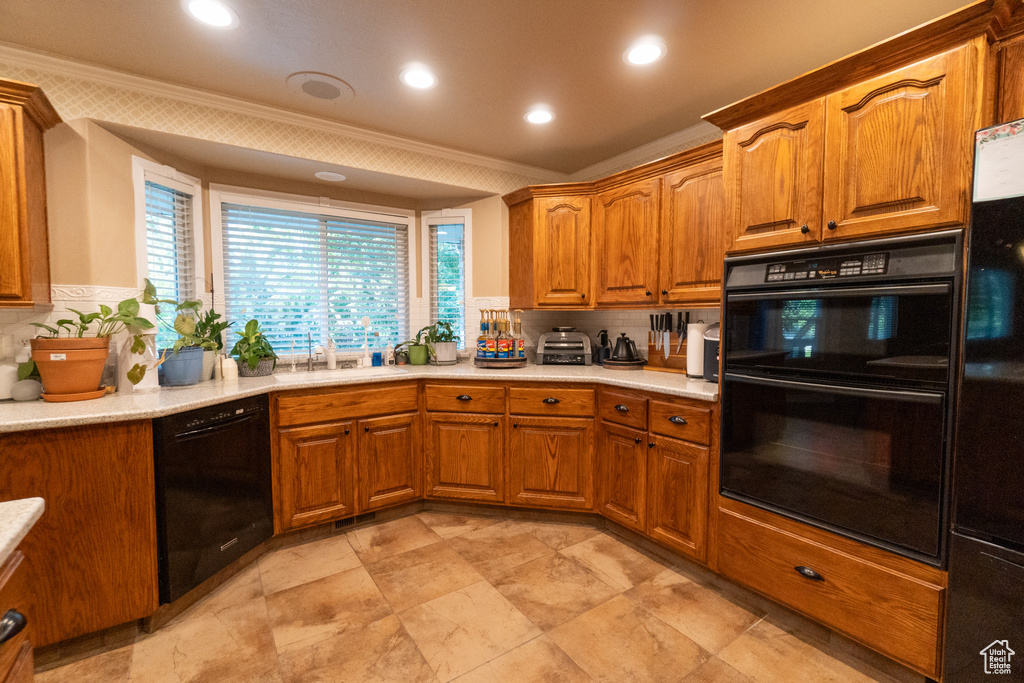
153 394 273 603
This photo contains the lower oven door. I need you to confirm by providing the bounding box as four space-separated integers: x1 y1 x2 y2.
721 374 947 562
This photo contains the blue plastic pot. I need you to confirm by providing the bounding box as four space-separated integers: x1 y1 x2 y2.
158 346 205 386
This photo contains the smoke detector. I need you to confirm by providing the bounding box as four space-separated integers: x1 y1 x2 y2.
286 72 355 102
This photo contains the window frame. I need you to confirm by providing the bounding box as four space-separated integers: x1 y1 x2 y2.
209 184 417 357
421 209 473 347
131 157 206 298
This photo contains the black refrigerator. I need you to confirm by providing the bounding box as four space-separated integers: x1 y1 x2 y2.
945 119 1024 681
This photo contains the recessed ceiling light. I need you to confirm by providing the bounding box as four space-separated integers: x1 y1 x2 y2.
524 107 555 125
314 171 347 182
400 64 437 89
624 36 666 65
182 0 239 28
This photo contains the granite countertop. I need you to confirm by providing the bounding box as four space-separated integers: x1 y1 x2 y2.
0 362 718 434
0 498 44 567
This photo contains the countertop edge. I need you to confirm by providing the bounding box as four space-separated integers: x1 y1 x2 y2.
0 498 44 568
0 365 718 433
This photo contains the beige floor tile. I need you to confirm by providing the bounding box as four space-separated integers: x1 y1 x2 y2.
559 533 668 590
265 565 392 652
398 580 542 682
511 519 603 551
417 511 500 539
682 657 755 683
446 521 555 581
278 614 435 683
348 515 443 564
625 569 764 653
190 562 266 617
718 619 886 683
36 645 133 683
258 533 360 595
492 553 621 631
130 596 280 683
548 594 708 683
365 542 485 611
453 635 592 683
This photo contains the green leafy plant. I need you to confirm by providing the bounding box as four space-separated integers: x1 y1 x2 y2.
413 321 461 358
17 359 40 382
194 309 232 352
229 319 277 371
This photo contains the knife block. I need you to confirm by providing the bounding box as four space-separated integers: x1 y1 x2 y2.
646 333 688 375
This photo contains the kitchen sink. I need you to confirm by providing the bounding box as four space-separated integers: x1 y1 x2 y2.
273 367 408 383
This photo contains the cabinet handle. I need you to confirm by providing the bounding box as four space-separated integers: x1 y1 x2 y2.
542 397 560 404
513 423 519 428
614 404 629 413
344 429 350 436
493 421 499 427
661 289 668 295
645 290 652 296
800 224 810 234
794 565 825 582
827 220 837 231
456 394 472 401
669 416 688 425
364 426 370 432
634 437 642 444
648 441 655 449
0 610 27 645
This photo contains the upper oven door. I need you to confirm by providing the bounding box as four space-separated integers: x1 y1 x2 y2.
725 282 953 387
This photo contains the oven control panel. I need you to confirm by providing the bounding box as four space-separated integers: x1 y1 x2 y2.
765 252 888 282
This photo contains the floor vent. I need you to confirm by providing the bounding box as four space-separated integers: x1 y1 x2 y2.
355 511 377 524
333 511 376 530
333 518 355 530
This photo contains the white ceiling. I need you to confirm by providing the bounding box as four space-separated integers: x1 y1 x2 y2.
0 0 967 173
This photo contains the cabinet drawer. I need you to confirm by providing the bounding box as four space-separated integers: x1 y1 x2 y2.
718 509 943 677
648 400 711 445
425 384 505 414
597 389 647 429
509 387 594 417
0 552 30 678
277 382 419 426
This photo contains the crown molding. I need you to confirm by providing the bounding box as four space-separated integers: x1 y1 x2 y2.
568 122 723 182
0 42 569 185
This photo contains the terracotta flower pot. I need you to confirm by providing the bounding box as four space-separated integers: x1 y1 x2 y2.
31 337 111 400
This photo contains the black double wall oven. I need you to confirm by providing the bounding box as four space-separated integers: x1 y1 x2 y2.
721 230 962 566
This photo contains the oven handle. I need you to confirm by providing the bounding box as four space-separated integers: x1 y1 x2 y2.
727 282 950 302
173 412 259 440
723 373 944 404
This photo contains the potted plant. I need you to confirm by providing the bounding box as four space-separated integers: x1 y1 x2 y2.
194 308 232 380
29 282 160 401
393 342 410 365
154 299 209 387
230 318 277 377
397 328 430 366
421 321 460 365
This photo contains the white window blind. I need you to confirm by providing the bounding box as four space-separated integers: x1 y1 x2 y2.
145 180 196 347
220 202 409 351
429 222 466 348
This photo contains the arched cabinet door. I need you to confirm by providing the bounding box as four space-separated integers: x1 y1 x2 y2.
822 40 981 242
535 196 592 307
722 99 825 253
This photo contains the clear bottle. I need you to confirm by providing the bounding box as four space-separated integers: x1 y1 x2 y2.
476 310 488 358
497 311 514 359
484 310 497 359
514 311 526 359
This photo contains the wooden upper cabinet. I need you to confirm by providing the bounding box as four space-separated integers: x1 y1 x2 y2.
0 81 61 308
997 37 1024 124
508 416 594 510
357 412 421 511
660 157 725 306
425 412 504 503
275 421 356 532
723 99 825 253
534 195 592 307
597 422 647 532
822 41 981 241
593 178 661 305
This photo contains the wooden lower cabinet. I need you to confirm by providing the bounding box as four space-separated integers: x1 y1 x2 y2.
0 552 32 683
508 416 594 510
357 412 422 511
646 435 709 562
275 421 356 532
425 413 504 503
596 422 646 531
717 504 945 678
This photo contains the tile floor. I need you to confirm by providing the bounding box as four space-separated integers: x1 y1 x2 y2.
37 512 905 683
